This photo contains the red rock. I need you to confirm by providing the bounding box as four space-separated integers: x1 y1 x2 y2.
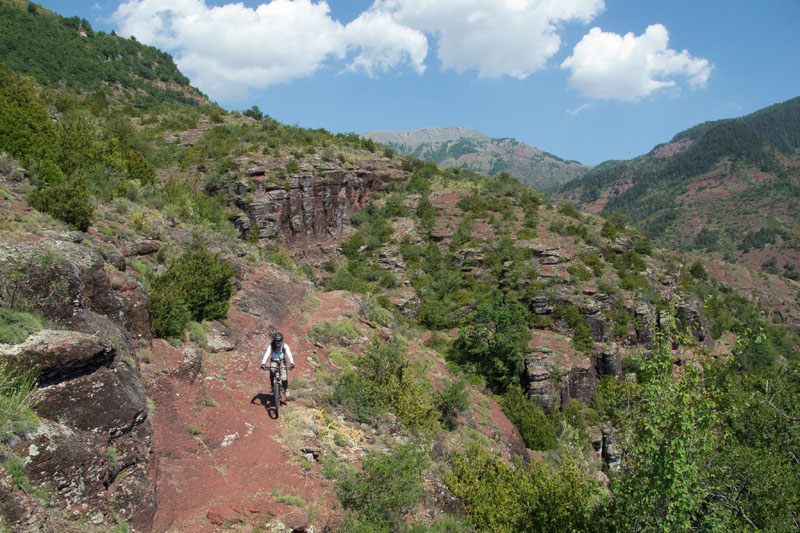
207 505 242 526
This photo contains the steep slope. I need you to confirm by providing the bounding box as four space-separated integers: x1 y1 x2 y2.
0 0 207 108
363 126 590 193
558 97 800 278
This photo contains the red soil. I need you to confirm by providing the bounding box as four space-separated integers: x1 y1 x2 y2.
145 270 361 532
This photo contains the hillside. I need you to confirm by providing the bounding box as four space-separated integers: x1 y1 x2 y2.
558 97 800 279
1 2 800 531
0 0 207 108
363 126 590 193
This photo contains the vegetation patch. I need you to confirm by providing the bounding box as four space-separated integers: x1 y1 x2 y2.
148 244 235 339
0 307 41 345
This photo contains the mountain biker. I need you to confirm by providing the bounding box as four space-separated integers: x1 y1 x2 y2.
260 332 295 402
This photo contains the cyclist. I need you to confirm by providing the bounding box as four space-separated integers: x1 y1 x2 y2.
260 332 295 402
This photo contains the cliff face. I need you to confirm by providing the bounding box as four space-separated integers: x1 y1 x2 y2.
224 158 405 243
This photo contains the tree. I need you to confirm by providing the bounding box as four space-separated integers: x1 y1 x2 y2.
450 290 529 391
603 309 719 532
0 62 57 165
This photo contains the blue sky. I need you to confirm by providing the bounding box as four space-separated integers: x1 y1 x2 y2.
36 0 800 166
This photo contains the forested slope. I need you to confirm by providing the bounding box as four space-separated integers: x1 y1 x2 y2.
558 97 800 279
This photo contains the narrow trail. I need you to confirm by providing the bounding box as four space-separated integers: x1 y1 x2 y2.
145 272 358 531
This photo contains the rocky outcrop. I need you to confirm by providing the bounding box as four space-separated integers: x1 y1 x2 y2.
0 240 155 530
230 166 402 242
560 361 598 407
594 343 622 379
524 339 598 413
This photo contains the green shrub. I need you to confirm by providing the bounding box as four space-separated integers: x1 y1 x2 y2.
28 169 94 231
0 308 42 345
568 263 592 282
321 454 341 479
331 371 386 422
286 158 301 174
499 386 556 450
331 342 439 431
337 442 428 531
147 287 191 339
0 63 57 165
557 202 582 220
148 245 235 338
436 379 470 430
564 306 594 352
450 290 529 392
188 321 207 344
689 260 708 280
445 443 600 532
310 319 362 347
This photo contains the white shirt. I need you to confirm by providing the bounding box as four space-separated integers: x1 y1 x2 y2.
261 342 294 366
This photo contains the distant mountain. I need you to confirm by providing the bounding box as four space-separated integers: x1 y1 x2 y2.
0 0 207 108
363 126 590 193
558 96 800 279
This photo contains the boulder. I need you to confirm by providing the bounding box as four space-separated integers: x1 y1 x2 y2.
4 330 114 386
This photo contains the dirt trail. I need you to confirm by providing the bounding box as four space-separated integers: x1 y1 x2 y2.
145 271 358 532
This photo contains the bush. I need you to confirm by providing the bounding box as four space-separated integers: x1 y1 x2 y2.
0 308 42 345
499 386 556 450
436 379 469 430
689 260 708 280
331 341 439 431
337 442 429 531
445 443 600 532
148 245 235 338
564 306 594 352
28 167 94 231
331 371 387 422
450 290 529 392
286 158 301 174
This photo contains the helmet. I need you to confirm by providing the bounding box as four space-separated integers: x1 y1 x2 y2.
272 332 284 347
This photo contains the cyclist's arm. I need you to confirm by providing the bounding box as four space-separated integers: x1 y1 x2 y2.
285 344 295 366
261 345 272 366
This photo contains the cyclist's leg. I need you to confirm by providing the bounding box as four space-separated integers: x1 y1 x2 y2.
269 360 279 392
280 360 289 399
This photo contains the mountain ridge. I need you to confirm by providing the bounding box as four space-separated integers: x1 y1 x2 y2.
363 126 590 193
364 126 490 146
557 96 800 279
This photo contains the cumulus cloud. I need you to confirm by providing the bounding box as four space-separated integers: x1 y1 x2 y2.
343 9 427 77
370 0 605 78
113 0 349 100
113 1 710 104
561 24 713 100
112 0 609 101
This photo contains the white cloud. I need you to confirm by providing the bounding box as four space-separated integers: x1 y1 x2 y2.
113 0 349 101
371 0 605 78
112 0 610 101
561 24 713 101
343 9 427 77
566 102 593 116
113 1 712 105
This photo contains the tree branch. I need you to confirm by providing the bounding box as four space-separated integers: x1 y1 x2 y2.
763 381 800 422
